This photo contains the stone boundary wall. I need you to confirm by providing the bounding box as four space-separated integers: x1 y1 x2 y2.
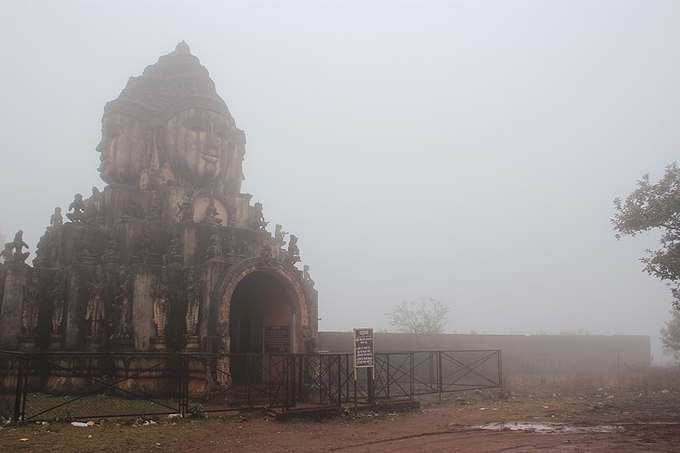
318 332 651 375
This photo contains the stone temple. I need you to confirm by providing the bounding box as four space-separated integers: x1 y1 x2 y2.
0 42 318 359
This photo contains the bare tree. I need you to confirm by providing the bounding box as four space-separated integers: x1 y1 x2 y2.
387 297 449 334
661 309 680 363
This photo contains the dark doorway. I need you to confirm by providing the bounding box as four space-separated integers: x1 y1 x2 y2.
228 271 295 383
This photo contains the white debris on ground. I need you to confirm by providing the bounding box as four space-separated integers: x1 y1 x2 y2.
472 422 624 434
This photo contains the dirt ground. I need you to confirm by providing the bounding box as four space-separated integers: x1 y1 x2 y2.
2 373 680 452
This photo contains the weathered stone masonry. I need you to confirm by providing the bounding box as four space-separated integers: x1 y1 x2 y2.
0 42 318 357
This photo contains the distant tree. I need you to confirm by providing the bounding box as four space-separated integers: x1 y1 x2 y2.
661 309 680 363
559 329 590 335
387 297 449 334
613 163 680 310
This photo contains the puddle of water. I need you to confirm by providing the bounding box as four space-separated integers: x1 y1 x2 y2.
473 422 624 434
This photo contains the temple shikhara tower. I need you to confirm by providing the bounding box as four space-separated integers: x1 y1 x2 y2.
0 42 318 357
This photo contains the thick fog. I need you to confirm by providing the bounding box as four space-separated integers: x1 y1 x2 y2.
1 1 677 361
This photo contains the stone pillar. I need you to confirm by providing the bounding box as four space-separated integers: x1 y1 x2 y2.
199 260 226 352
64 270 82 349
182 224 198 266
132 269 154 351
0 263 29 349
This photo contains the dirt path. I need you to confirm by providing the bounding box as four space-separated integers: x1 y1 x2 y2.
2 395 679 452
178 405 680 453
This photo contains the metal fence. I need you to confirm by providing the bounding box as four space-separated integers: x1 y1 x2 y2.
0 349 501 422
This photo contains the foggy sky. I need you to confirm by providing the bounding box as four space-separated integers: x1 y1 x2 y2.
1 1 677 361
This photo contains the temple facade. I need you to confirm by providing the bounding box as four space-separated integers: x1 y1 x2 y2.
0 42 318 357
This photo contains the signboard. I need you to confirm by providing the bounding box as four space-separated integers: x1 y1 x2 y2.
353 328 374 368
264 326 290 353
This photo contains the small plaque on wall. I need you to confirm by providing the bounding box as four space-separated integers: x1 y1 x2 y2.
264 326 290 353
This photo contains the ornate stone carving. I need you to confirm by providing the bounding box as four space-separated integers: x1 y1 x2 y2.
303 265 315 289
185 267 200 335
149 192 163 223
86 277 106 338
51 271 66 335
250 202 267 231
87 187 104 224
33 232 49 268
0 243 13 263
78 232 100 266
121 198 144 220
0 42 319 356
112 267 132 340
66 194 87 223
101 238 119 264
287 234 300 265
21 273 39 336
177 192 194 223
274 224 288 249
98 42 245 194
203 197 222 225
3 231 29 264
50 207 63 227
206 232 223 259
165 236 182 264
153 278 169 337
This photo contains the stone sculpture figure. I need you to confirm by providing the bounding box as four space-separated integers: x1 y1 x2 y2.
51 272 66 335
203 197 222 225
5 231 30 263
32 233 49 268
250 202 267 231
113 269 132 340
165 237 181 265
153 281 169 337
185 268 200 335
101 238 119 264
86 279 106 338
0 243 14 263
206 232 223 259
274 224 288 249
149 192 162 223
21 273 39 336
303 265 315 288
87 187 104 224
67 194 87 223
50 207 63 227
177 192 194 223
287 234 300 265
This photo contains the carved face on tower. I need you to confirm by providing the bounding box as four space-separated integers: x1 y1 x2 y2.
165 108 232 186
97 113 150 184
97 42 245 193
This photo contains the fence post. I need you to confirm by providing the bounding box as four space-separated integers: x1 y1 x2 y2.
183 356 190 416
345 355 350 403
290 356 297 406
367 367 375 405
353 362 358 409
266 354 271 407
385 354 390 400
13 354 25 422
437 351 443 401
175 355 188 417
337 354 341 407
497 350 503 393
409 352 414 400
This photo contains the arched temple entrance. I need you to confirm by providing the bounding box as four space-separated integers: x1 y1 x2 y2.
213 258 311 383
